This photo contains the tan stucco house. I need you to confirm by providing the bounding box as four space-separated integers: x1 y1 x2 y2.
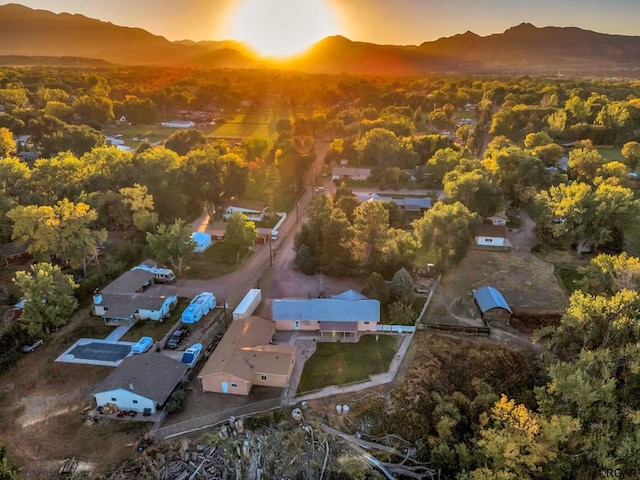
198 316 295 396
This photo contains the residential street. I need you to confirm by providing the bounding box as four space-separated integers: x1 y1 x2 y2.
174 140 361 309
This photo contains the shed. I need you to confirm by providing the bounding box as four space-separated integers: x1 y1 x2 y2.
473 286 512 325
192 232 212 253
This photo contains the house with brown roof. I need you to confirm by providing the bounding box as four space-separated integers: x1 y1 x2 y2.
92 265 178 326
92 352 189 416
198 316 295 396
475 223 511 248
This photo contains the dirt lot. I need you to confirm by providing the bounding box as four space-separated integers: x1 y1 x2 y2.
425 248 570 329
0 311 150 478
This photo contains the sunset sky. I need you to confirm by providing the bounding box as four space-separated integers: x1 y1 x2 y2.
3 0 640 53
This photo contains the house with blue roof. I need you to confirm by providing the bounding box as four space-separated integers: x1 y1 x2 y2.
272 291 379 339
472 286 512 325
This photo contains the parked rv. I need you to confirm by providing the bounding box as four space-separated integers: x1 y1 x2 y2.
181 343 202 367
131 336 153 355
181 292 215 324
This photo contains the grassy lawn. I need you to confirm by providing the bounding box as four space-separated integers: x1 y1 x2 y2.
185 242 248 279
596 145 623 162
117 302 185 342
296 334 400 394
554 266 584 295
625 220 640 257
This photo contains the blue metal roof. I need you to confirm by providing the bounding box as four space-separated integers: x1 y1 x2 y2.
272 298 380 322
331 289 368 301
473 286 512 314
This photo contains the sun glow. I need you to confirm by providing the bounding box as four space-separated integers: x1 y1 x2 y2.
230 0 339 58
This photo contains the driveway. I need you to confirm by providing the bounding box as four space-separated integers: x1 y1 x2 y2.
507 209 539 252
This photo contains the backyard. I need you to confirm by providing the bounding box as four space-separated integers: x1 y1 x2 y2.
296 334 400 394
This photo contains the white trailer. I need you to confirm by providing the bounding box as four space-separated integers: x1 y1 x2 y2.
233 289 262 321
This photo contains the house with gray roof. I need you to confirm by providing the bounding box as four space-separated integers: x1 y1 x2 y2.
272 291 380 338
92 264 178 326
92 352 188 416
473 286 512 325
355 193 431 213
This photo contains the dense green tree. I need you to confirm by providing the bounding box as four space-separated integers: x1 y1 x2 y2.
0 126 15 157
0 156 30 201
354 127 400 167
146 219 197 275
536 182 640 257
119 183 157 233
568 147 606 183
40 124 105 158
413 202 480 270
483 146 548 208
621 141 640 170
222 212 257 262
73 94 114 125
29 151 88 203
293 243 315 275
468 395 579 480
183 148 248 220
164 129 207 156
390 267 414 301
361 272 391 305
352 200 390 270
443 169 503 218
382 228 418 276
13 263 78 337
7 200 106 275
388 301 416 325
320 208 355 275
576 252 640 296
426 147 463 185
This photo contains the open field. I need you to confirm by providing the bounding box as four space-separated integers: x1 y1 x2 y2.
425 249 570 329
0 307 148 478
209 112 280 139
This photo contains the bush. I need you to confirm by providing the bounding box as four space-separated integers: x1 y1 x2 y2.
166 389 187 413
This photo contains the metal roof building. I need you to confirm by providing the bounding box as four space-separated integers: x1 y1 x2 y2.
473 286 512 325
272 298 380 323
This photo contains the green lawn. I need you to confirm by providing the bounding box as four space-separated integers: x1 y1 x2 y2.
185 242 248 279
296 334 400 394
118 302 185 342
596 145 623 162
209 111 285 139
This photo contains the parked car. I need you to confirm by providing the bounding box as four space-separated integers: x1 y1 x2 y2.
131 336 153 355
271 230 279 241
22 339 44 353
167 327 190 349
314 186 325 193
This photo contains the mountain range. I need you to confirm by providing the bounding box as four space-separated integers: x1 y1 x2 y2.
1 3 640 74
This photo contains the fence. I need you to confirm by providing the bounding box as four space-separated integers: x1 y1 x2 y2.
376 324 416 333
417 323 490 336
150 397 283 440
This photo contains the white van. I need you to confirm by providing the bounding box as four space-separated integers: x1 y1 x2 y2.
271 230 279 241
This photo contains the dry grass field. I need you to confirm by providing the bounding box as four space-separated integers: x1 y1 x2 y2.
424 249 570 329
